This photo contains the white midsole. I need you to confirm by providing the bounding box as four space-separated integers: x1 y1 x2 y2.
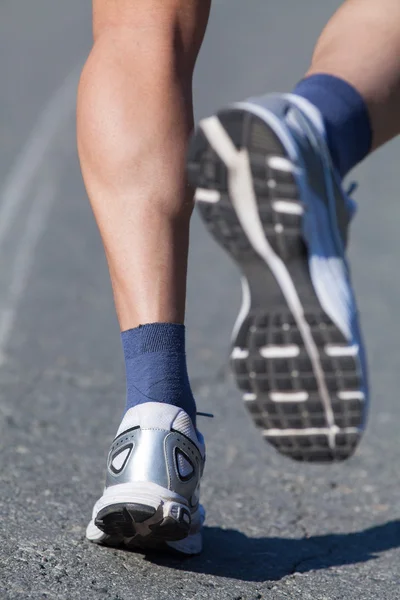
92 481 189 519
86 503 205 555
89 480 204 547
231 275 251 344
92 481 204 539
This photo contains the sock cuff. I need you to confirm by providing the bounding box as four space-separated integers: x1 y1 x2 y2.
295 73 363 97
121 323 186 358
293 73 372 176
294 74 370 121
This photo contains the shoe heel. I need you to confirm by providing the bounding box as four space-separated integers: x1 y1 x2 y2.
95 500 192 542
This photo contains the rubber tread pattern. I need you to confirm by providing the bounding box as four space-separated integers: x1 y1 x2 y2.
95 502 190 543
187 108 364 462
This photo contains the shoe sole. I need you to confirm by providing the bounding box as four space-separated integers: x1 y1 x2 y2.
187 105 366 462
87 482 204 555
95 501 191 542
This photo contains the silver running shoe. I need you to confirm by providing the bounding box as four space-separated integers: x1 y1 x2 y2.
86 403 205 555
187 93 368 463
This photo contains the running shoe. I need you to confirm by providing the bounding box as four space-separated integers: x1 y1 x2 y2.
187 93 368 462
86 402 205 554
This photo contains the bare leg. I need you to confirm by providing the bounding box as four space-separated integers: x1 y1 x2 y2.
77 0 210 331
306 0 400 150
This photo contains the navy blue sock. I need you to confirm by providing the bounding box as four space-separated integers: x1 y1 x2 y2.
293 74 372 177
121 323 196 425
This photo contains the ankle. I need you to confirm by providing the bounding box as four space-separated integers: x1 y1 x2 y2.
122 323 197 426
293 73 372 177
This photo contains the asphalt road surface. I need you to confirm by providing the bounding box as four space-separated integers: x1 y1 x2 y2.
1 1 400 599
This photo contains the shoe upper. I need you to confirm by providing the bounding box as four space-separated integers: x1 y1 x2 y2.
233 92 362 347
105 403 205 509
246 93 355 249
285 93 355 248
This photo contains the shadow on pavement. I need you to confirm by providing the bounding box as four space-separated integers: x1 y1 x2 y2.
146 520 400 582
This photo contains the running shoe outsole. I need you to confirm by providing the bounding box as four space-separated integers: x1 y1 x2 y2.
88 498 204 555
95 501 191 542
187 107 365 462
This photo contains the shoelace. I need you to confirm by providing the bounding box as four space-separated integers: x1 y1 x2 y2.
346 181 358 197
196 411 214 418
344 180 359 223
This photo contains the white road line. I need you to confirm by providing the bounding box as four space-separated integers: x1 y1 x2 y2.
0 66 79 356
260 344 299 358
0 178 55 355
0 68 79 250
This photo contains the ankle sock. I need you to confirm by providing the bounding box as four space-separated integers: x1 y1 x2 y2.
121 323 197 425
293 74 372 177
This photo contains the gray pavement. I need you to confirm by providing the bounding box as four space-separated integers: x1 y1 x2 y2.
1 1 400 598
